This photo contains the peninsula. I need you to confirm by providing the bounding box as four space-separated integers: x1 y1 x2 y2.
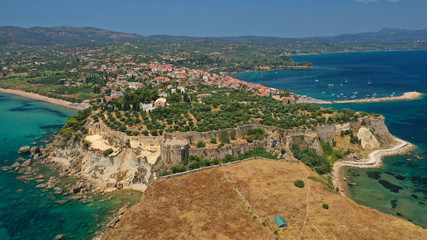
298 91 423 105
1 26 426 239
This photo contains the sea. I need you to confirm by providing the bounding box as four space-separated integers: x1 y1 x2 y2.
0 94 120 240
234 50 427 228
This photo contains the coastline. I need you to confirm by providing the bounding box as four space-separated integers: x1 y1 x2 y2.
289 49 427 57
297 91 424 105
332 137 414 194
0 88 87 111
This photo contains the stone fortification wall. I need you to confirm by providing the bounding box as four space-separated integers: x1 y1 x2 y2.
164 124 312 144
188 139 269 160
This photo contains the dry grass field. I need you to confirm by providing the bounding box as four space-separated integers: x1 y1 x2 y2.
104 159 427 240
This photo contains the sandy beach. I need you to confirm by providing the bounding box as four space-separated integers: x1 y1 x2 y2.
332 137 413 192
0 88 87 111
298 91 423 104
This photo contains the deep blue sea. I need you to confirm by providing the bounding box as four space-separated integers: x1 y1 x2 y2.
0 94 119 239
234 51 427 228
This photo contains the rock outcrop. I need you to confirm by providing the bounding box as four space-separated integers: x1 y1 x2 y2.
357 127 380 149
18 146 31 154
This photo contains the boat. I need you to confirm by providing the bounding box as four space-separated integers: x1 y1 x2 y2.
328 84 334 87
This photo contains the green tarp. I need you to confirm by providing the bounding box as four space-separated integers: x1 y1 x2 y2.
274 216 288 228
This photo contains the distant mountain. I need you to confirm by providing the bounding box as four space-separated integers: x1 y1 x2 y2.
0 26 144 46
0 26 426 47
306 28 427 43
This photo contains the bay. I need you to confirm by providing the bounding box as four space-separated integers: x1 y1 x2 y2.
0 93 117 240
234 50 427 228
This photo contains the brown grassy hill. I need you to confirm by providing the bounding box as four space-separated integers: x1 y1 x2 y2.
104 159 427 240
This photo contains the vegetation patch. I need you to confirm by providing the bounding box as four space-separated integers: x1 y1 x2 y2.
294 179 305 188
291 144 331 174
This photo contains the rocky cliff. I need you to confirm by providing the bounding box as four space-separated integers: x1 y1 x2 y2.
43 116 395 191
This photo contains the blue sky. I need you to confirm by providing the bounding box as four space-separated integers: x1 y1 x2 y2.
0 0 426 37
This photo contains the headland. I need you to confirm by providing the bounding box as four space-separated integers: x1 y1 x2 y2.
297 91 423 105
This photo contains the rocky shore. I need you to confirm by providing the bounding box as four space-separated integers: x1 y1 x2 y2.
332 137 414 193
1 134 141 239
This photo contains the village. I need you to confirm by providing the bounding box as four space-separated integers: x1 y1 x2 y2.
0 47 297 107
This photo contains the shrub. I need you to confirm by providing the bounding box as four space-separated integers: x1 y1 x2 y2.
171 163 186 173
83 140 90 149
230 130 237 140
221 137 230 144
200 159 211 167
103 148 114 156
210 137 217 144
188 160 200 170
197 140 206 148
294 179 305 188
219 131 229 143
224 154 236 163
322 203 329 209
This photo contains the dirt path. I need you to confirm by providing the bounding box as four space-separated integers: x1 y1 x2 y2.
297 170 328 240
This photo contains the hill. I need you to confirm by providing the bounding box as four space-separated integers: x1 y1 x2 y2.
1 26 426 47
0 26 144 46
307 27 427 43
103 159 426 240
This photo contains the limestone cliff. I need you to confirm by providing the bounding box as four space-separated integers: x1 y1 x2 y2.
44 116 396 191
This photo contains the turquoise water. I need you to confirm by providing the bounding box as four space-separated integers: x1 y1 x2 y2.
234 51 427 228
0 93 117 239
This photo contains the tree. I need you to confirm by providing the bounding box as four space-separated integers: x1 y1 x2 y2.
167 93 182 103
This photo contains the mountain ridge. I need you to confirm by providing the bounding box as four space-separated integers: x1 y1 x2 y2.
0 26 426 46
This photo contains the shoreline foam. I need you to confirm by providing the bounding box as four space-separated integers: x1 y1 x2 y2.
0 88 87 111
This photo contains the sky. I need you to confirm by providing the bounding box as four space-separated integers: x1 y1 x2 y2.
0 0 426 37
